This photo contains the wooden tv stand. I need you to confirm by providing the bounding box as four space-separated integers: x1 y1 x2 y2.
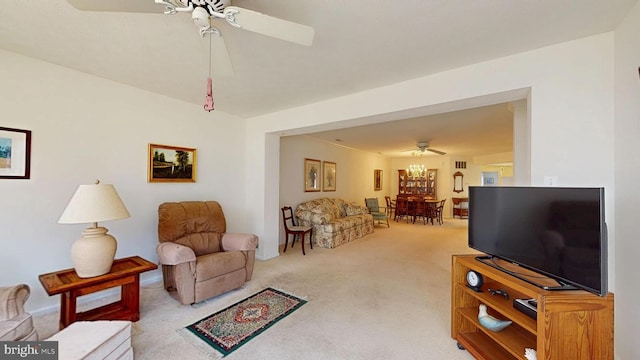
451 254 614 360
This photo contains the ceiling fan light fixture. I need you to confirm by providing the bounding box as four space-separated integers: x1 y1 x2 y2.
416 141 429 152
192 6 211 28
200 0 231 13
412 140 447 156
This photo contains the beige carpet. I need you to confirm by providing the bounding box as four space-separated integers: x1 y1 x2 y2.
35 219 477 360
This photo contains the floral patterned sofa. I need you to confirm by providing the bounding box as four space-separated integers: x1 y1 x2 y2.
295 198 374 248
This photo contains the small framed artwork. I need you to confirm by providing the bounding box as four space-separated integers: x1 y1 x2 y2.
304 158 321 192
323 161 336 192
0 127 31 179
148 143 197 183
374 169 382 191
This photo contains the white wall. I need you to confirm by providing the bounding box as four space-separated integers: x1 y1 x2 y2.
450 159 484 199
248 32 615 263
2 16 635 355
0 50 248 312
245 31 621 350
279 135 390 244
614 2 640 359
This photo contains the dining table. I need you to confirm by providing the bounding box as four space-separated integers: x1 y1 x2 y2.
406 197 439 224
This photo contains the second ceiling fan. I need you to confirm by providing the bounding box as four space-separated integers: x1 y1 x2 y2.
405 141 447 156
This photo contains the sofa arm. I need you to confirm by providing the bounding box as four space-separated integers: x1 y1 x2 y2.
222 233 258 251
157 242 196 265
0 284 29 320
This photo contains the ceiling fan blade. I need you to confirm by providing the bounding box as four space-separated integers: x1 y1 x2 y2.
66 0 166 13
427 148 447 155
211 34 234 76
225 6 314 46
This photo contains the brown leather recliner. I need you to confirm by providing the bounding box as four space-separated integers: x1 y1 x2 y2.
156 201 258 305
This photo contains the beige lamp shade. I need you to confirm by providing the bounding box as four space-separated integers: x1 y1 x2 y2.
59 181 130 278
59 182 130 224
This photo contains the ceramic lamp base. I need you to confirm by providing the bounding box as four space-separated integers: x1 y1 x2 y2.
71 227 117 278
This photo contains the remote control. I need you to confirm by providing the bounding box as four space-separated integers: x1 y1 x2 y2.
513 298 538 320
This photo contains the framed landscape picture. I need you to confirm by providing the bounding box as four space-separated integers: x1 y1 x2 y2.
323 161 336 192
148 143 196 183
0 127 31 179
304 158 321 192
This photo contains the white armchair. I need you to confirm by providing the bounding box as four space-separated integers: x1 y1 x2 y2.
0 284 38 341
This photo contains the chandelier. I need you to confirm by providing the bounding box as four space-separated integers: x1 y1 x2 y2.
406 152 426 178
406 164 426 178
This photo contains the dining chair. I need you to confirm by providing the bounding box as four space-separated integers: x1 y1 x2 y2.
435 199 446 225
412 197 428 225
384 196 396 218
281 206 313 255
394 196 409 222
419 200 438 225
364 198 390 227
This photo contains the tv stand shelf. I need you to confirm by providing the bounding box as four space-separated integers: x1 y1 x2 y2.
451 254 614 360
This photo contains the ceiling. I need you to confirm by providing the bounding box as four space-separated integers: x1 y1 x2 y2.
0 0 636 157
305 102 516 159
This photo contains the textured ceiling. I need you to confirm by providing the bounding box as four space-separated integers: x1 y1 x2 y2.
305 103 515 158
0 0 636 156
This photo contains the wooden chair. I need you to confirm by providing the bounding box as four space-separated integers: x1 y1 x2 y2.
281 206 313 255
384 196 396 218
435 199 446 225
394 196 410 222
412 197 428 225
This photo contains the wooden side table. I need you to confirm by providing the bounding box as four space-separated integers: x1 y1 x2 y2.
39 256 157 329
452 197 469 219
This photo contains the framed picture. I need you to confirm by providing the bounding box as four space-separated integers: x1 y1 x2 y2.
323 161 336 192
0 127 31 179
374 169 382 191
148 143 197 183
304 158 321 192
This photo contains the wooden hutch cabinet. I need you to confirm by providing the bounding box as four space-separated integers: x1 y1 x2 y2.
397 169 437 199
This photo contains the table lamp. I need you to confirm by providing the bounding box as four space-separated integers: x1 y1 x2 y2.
58 180 130 278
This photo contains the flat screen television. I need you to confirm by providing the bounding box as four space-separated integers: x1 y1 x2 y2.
468 186 607 296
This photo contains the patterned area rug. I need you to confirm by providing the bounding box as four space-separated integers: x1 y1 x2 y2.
186 288 307 357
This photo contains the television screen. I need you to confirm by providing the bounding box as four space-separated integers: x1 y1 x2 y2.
468 186 607 296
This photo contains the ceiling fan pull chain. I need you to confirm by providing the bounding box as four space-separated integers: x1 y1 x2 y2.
204 34 214 112
204 77 214 112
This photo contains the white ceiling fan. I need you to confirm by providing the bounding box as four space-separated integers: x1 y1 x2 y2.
403 141 447 156
66 0 315 76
